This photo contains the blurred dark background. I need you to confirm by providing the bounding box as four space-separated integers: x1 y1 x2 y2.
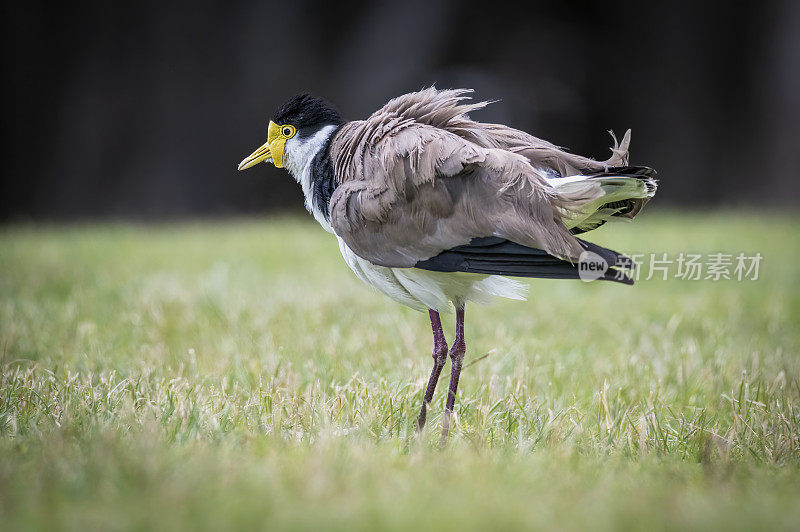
2 0 798 220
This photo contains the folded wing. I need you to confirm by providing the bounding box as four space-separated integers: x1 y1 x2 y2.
329 121 585 268
328 87 654 276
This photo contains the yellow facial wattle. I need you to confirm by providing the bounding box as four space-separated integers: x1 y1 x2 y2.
237 121 297 170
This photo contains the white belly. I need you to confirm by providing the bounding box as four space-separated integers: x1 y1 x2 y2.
336 237 527 313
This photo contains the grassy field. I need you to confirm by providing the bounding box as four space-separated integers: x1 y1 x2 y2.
1 211 799 530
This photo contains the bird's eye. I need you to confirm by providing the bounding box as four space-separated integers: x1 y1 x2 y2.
282 126 295 138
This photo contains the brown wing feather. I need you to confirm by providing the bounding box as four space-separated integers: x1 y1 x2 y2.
369 87 630 175
328 87 632 268
330 121 585 268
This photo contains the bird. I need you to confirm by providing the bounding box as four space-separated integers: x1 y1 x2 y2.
238 88 657 440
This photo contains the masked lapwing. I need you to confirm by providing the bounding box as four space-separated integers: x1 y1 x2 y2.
238 88 657 439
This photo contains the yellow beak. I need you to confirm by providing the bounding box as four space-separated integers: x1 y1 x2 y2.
238 121 282 170
237 141 271 171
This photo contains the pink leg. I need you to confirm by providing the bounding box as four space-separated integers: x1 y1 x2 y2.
441 304 466 442
416 309 448 431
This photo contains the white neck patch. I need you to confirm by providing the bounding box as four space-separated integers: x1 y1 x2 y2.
282 125 338 233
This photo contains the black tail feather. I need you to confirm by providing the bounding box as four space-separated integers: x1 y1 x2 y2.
414 237 634 285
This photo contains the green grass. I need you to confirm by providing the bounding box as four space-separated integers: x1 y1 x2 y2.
1 211 799 530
